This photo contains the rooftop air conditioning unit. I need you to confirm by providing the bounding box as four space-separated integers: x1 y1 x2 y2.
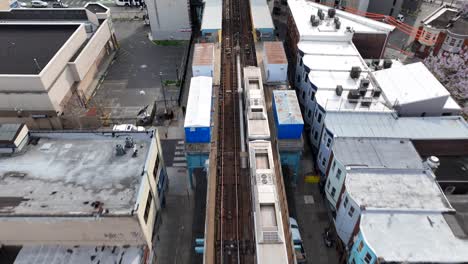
336 85 343 96
361 97 373 107
360 79 370 88
312 18 320 27
383 59 393 69
317 9 324 20
347 90 360 101
350 66 361 79
328 8 336 18
335 20 341 30
334 17 340 24
310 15 316 24
372 87 382 98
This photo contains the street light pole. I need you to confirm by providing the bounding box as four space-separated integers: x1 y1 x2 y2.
159 72 168 115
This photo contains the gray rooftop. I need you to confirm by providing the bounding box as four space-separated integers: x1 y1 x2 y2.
0 131 154 216
13 245 143 264
332 138 423 169
346 169 453 211
325 112 468 139
0 24 79 74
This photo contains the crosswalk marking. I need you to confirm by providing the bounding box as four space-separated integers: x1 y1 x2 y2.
175 145 185 150
174 156 186 161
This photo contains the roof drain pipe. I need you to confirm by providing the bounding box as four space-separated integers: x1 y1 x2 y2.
237 51 247 169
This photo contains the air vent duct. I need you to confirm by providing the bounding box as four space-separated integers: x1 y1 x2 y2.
328 8 336 18
350 66 361 79
336 85 343 96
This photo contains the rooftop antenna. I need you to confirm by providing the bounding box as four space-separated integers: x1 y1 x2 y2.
33 58 42 73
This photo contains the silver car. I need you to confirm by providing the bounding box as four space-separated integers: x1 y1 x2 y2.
31 0 48 8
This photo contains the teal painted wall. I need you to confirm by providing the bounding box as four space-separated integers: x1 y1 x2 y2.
348 233 377 264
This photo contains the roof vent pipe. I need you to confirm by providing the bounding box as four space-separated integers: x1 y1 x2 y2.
424 156 440 173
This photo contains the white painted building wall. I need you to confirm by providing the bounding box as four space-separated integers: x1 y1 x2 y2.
325 157 346 211
335 191 360 245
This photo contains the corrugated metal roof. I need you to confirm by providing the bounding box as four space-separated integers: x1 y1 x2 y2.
273 90 304 125
201 0 222 30
325 112 468 139
250 0 274 29
263 41 287 64
184 76 213 128
192 43 214 66
13 245 143 264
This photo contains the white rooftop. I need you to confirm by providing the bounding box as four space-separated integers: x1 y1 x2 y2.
13 245 143 264
361 212 468 263
297 40 359 56
288 0 394 41
373 62 451 105
303 53 367 72
0 131 154 215
315 89 390 112
325 112 468 139
332 138 423 169
184 76 213 128
250 0 274 30
346 169 453 211
201 0 222 30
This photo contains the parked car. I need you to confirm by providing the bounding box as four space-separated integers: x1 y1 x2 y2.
18 1 28 7
52 1 68 7
289 217 307 263
397 14 405 23
113 124 145 132
31 0 48 7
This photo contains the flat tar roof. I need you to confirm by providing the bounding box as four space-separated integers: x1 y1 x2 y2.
373 62 450 105
325 112 468 139
360 212 468 262
346 169 452 211
332 138 423 169
0 131 154 216
13 245 143 264
0 24 79 74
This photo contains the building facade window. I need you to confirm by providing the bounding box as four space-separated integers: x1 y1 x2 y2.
357 241 364 252
343 197 348 208
297 74 300 83
449 37 456 46
348 206 355 217
314 131 318 140
317 113 322 123
326 138 331 148
321 158 326 166
302 91 305 100
144 191 153 223
332 161 336 171
336 168 342 179
310 91 315 101
364 252 372 264
154 155 160 180
308 109 312 118
331 187 336 197
327 179 331 189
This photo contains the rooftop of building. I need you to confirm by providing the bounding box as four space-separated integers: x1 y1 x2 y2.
250 0 274 30
193 43 214 66
373 62 451 106
287 0 394 42
13 245 143 264
263 41 287 64
297 40 359 56
0 131 155 216
85 3 108 14
346 168 452 211
325 112 468 139
315 89 391 112
423 5 468 35
184 76 213 128
303 52 366 72
332 138 423 169
0 24 79 74
360 211 468 262
273 90 304 125
201 0 222 30
0 8 88 20
446 194 468 237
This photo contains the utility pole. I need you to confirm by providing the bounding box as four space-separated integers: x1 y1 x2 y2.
159 72 168 115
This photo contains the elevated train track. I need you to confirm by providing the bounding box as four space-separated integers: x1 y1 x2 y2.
214 0 257 262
